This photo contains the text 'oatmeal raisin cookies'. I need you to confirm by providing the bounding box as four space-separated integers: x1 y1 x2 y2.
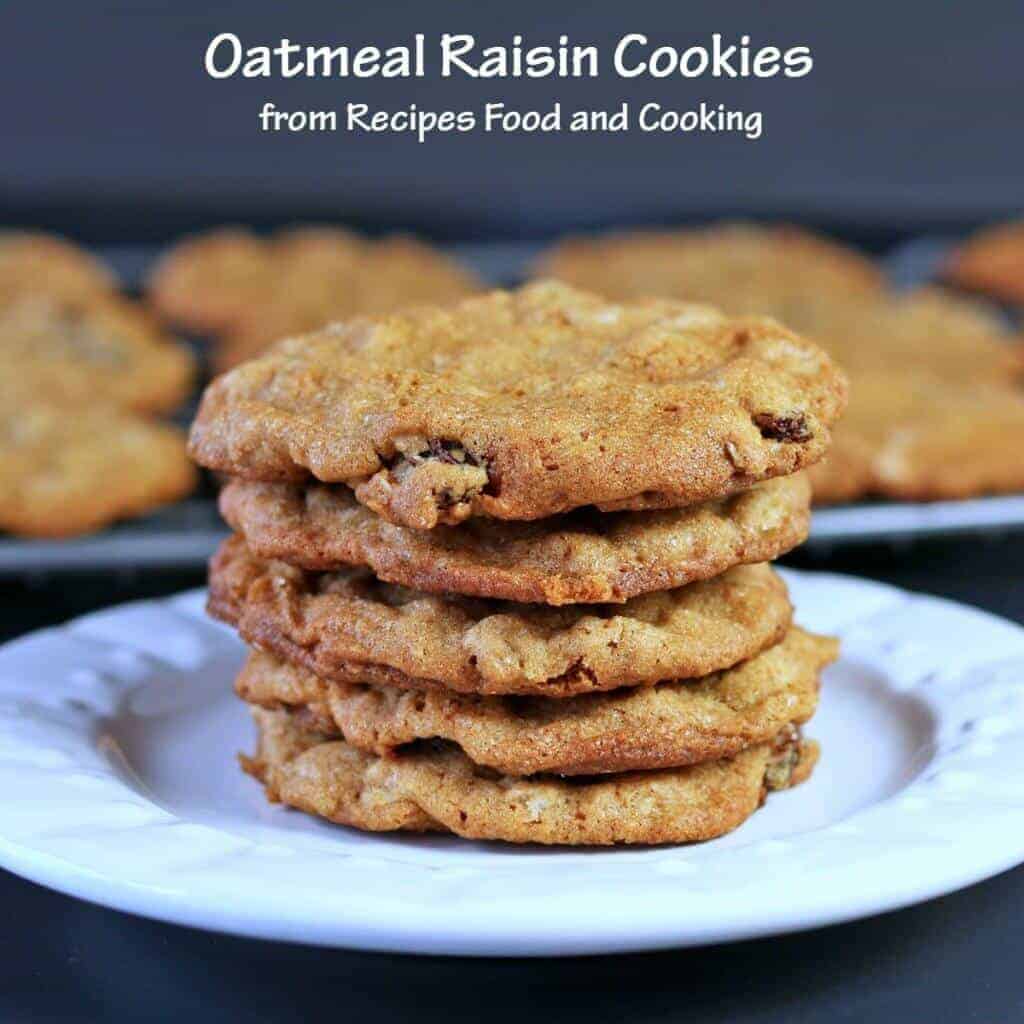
189 281 847 529
245 706 819 845
219 473 811 605
209 536 792 697
237 627 836 776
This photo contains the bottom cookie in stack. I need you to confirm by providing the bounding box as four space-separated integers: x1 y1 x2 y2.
238 628 837 846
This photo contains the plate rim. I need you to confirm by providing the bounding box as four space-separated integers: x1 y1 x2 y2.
1 571 1024 956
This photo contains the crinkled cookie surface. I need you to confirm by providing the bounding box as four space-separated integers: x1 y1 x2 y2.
210 536 792 696
238 627 835 775
191 281 847 528
220 473 810 605
245 706 818 845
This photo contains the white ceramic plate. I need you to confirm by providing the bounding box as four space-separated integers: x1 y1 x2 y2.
1 570 1024 956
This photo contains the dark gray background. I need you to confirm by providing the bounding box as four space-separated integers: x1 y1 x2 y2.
1 0 1021 243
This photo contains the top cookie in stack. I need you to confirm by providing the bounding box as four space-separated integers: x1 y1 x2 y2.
191 281 846 845
191 280 845 525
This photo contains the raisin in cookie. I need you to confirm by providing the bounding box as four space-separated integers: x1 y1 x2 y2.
191 282 846 528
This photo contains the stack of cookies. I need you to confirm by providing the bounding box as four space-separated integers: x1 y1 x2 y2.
190 281 845 845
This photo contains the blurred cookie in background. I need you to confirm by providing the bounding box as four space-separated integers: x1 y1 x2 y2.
145 226 272 337
534 222 885 332
805 288 1024 503
809 370 1024 503
812 287 1024 384
0 230 198 537
0 231 118 306
0 384 196 538
2 294 194 415
945 220 1024 306
146 226 483 370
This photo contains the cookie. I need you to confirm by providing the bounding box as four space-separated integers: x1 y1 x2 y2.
219 473 810 605
237 627 835 776
0 231 117 305
1 294 195 415
813 288 1023 386
944 220 1024 305
190 282 846 529
146 226 481 368
809 369 1024 503
214 234 483 371
210 536 792 697
804 432 876 505
0 390 196 537
790 288 1024 503
535 223 884 331
146 227 275 336
244 706 817 845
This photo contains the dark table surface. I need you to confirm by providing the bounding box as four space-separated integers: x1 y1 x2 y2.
2 533 1023 1023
